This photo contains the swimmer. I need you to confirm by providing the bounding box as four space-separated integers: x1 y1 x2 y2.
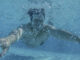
0 8 80 57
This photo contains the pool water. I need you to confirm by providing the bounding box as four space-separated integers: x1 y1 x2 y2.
0 0 80 60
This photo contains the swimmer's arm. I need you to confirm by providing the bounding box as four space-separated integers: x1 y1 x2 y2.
0 27 23 57
47 25 80 43
7 27 23 44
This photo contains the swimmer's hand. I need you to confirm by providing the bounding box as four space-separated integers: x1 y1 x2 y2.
0 38 10 57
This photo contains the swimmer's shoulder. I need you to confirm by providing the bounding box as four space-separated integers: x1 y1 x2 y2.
44 24 56 30
19 23 32 30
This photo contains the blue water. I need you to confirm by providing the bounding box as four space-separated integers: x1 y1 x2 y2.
0 0 80 60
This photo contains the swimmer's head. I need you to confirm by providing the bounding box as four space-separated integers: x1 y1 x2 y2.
28 8 45 21
28 8 45 28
